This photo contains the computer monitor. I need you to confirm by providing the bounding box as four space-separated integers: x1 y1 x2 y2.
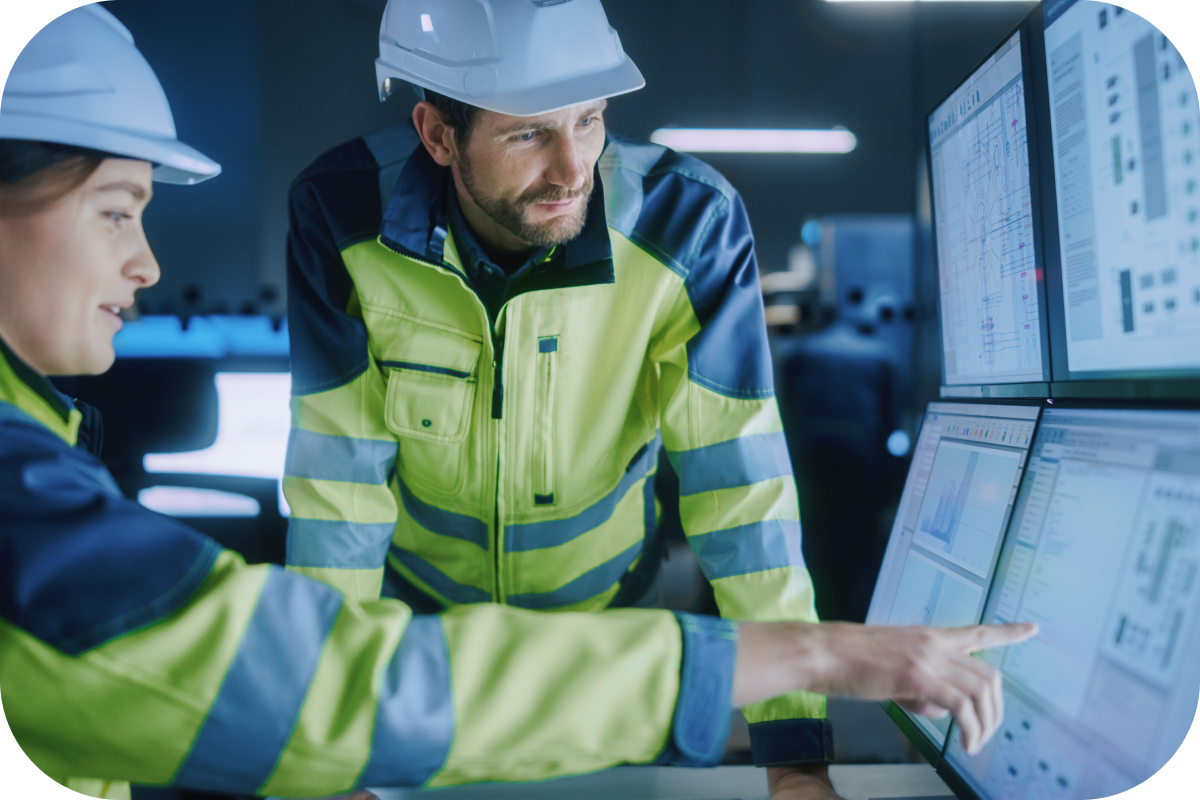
928 26 1052 388
1038 0 1200 381
939 404 1200 799
867 400 1041 757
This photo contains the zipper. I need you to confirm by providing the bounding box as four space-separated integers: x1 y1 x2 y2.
533 337 558 504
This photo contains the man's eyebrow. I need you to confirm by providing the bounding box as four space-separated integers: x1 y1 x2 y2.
494 101 608 136
96 181 150 201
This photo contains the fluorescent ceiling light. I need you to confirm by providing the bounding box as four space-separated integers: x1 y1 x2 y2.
649 128 857 154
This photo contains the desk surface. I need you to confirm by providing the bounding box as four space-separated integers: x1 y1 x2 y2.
368 764 954 800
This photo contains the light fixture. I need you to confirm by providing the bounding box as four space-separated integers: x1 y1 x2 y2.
649 128 857 154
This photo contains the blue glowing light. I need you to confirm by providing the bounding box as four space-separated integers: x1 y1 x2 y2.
887 429 911 457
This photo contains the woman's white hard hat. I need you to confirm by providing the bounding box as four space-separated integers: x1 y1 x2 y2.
0 4 220 185
376 0 644 117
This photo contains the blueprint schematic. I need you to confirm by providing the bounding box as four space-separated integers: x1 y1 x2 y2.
931 31 1045 386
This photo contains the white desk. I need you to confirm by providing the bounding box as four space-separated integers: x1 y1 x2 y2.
369 764 954 800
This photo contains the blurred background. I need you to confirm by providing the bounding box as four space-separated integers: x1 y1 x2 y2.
43 0 1041 790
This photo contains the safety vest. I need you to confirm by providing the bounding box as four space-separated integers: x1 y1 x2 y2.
0 336 736 793
283 126 831 763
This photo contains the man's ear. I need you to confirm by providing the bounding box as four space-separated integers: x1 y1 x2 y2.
412 101 459 166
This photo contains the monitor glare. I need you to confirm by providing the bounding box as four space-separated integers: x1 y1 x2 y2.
943 406 1200 799
929 32 1047 386
1044 1 1200 377
867 401 1041 747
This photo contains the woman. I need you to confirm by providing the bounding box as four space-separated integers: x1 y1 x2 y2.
0 6 1032 800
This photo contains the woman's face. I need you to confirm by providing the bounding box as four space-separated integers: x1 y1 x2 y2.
0 158 159 375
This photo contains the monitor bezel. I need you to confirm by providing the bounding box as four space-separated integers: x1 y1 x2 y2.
1033 1 1200 384
926 14 1053 391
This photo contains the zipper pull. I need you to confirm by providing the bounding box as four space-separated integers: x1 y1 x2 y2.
492 356 504 419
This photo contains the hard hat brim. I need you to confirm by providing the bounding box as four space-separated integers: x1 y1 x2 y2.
386 57 645 118
0 113 221 185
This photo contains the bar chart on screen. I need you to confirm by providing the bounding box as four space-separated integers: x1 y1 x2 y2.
912 440 1024 578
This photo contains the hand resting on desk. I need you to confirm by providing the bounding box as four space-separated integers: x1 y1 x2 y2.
733 621 1038 758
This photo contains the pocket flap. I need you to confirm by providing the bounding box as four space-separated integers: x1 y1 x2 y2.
381 327 481 443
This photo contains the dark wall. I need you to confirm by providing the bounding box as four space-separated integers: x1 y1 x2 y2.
102 0 1035 315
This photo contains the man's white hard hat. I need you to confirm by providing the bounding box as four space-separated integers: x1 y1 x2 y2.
0 4 220 185
376 0 645 117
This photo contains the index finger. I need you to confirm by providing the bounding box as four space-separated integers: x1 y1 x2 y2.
954 621 1038 652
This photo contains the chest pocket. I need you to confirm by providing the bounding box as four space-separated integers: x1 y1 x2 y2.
379 322 482 494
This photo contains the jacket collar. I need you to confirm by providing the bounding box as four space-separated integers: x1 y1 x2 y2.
378 136 615 287
0 336 81 445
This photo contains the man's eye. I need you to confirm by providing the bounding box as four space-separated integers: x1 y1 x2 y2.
518 131 536 142
580 116 594 127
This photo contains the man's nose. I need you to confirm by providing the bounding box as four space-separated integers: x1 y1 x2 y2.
545 134 587 192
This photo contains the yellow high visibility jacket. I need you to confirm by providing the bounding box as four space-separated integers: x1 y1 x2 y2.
283 125 831 764
0 336 737 795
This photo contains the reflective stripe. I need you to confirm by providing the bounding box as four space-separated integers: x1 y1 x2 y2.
689 520 803 581
505 441 657 552
286 517 395 569
356 616 454 787
399 479 489 549
388 545 490 605
671 432 791 496
284 428 398 485
507 540 642 610
173 569 342 794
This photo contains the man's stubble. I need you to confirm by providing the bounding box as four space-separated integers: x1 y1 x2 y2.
457 149 593 248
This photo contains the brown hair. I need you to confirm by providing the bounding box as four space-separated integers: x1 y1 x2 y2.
0 140 103 217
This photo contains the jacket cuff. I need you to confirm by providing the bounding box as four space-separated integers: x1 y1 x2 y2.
749 718 835 766
655 613 737 767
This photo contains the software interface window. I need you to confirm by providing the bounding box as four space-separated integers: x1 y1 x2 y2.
1046 1 1200 374
943 407 1200 799
930 33 1045 386
867 402 1040 744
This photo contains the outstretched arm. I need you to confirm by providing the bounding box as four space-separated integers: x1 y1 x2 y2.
733 620 1037 757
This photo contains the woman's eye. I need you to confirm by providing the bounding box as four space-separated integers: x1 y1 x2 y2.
104 211 131 224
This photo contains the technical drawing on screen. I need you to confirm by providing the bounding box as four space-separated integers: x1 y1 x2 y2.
930 32 1046 386
1045 0 1200 376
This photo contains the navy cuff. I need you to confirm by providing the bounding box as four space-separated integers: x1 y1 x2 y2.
655 612 737 767
749 718 835 766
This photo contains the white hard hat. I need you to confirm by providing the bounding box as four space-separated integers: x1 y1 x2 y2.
376 0 644 117
0 4 220 185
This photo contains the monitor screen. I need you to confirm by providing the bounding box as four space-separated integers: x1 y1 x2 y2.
143 372 293 517
943 406 1200 799
1043 1 1200 378
929 31 1048 387
867 401 1041 748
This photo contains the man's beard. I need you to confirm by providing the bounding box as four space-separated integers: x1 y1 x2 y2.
458 152 593 248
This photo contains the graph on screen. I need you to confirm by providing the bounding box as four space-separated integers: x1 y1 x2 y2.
889 549 985 628
913 440 1023 578
931 32 1045 385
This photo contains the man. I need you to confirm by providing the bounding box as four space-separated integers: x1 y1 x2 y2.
281 2 940 797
